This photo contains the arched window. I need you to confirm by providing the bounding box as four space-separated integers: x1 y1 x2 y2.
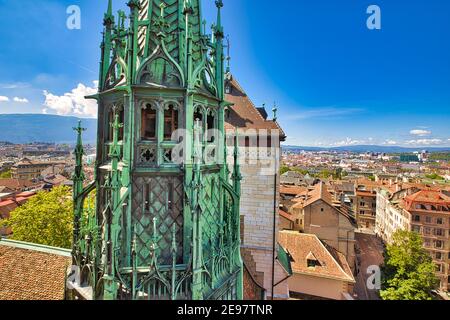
194 108 203 124
141 103 157 141
207 110 216 143
193 106 205 142
164 104 179 141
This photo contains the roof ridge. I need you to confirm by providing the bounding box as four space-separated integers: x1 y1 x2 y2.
0 239 72 257
317 239 355 282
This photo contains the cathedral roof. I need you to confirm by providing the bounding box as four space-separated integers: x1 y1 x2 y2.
225 76 286 141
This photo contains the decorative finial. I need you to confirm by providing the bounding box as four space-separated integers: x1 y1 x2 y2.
104 0 114 26
202 19 207 35
160 2 167 18
154 2 170 36
214 0 224 39
272 102 278 122
73 120 87 135
225 35 231 73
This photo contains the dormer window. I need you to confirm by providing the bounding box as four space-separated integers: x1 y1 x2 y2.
306 252 321 268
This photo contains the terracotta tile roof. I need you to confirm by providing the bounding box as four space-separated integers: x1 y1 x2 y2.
0 179 38 191
356 190 376 197
280 185 308 196
0 200 17 219
291 182 356 223
279 209 295 222
404 190 450 212
303 182 334 208
225 76 286 140
278 231 355 283
0 240 71 300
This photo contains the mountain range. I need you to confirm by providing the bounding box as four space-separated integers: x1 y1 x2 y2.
282 145 450 153
0 114 97 144
0 114 449 153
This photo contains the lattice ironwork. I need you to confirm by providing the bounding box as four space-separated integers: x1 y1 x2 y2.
138 145 157 165
132 176 184 266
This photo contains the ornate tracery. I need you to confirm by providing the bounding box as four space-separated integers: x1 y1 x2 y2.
70 0 242 301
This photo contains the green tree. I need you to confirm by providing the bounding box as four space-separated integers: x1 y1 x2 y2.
2 186 73 249
0 169 11 178
280 165 290 175
318 169 333 179
380 230 439 300
425 173 444 181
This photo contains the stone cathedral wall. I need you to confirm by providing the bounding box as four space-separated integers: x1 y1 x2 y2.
228 146 290 299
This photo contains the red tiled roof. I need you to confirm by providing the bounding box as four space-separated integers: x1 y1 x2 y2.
278 231 355 283
405 190 450 204
279 210 295 222
280 185 308 196
225 76 286 139
0 240 71 300
0 179 38 191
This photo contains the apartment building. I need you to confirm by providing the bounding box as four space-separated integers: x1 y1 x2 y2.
11 158 61 180
404 190 450 292
290 182 357 272
354 180 379 231
375 187 412 244
376 187 450 292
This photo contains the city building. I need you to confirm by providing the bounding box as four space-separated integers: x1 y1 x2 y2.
11 158 62 180
278 231 355 300
290 182 357 272
404 190 450 292
0 178 40 192
68 0 243 300
355 185 377 230
0 191 36 236
375 186 415 243
376 186 450 292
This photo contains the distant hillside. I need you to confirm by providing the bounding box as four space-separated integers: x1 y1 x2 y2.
0 114 97 144
283 145 450 154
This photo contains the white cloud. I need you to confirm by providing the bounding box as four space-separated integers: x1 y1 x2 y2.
332 138 367 147
405 139 444 146
0 82 30 89
43 81 98 117
410 129 432 136
13 97 29 103
291 107 364 120
0 96 9 102
384 140 397 145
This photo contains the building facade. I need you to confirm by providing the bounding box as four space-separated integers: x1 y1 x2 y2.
290 182 357 272
376 187 450 292
224 76 290 299
68 0 243 300
278 232 355 300
404 190 450 292
11 158 60 180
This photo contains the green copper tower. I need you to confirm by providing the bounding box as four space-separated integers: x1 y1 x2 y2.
69 0 243 300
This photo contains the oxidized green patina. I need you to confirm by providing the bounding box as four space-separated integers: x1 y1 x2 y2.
70 0 243 300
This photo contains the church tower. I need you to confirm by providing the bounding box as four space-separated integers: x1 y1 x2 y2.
68 0 243 300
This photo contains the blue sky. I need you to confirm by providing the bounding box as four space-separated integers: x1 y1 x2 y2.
0 0 449 147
